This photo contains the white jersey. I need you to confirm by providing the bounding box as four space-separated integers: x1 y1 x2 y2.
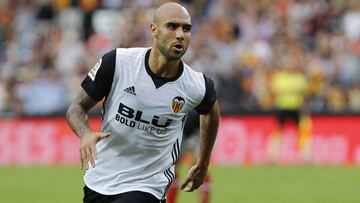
81 48 216 200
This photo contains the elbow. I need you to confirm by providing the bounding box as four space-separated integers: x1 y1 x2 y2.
212 101 220 120
66 103 76 123
65 105 72 122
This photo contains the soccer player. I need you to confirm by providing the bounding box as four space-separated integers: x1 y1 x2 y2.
66 2 220 203
167 110 211 203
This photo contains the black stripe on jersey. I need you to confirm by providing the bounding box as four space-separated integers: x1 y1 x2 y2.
175 140 180 160
165 168 174 181
164 169 175 193
195 74 217 115
162 138 180 199
163 170 171 185
172 144 177 165
162 168 175 199
171 139 180 165
81 49 116 101
145 49 184 89
171 150 175 165
162 170 171 200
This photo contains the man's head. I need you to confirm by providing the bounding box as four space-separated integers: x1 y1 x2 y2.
150 2 191 61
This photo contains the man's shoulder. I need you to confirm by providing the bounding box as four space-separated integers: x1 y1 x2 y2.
180 63 207 95
182 62 204 80
114 47 149 57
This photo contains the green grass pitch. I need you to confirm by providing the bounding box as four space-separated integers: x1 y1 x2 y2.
1 165 360 203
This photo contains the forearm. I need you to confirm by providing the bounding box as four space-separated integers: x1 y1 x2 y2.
66 89 98 138
66 103 92 138
197 101 220 167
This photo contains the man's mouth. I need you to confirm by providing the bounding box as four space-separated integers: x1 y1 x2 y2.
173 43 183 51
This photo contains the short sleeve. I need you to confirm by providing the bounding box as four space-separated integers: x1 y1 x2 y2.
81 49 116 101
195 75 217 114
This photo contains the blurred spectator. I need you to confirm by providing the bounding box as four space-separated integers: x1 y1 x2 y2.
343 0 360 43
348 84 360 112
326 84 347 112
0 79 6 112
16 68 67 115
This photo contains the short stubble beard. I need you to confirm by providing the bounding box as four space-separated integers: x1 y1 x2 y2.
158 43 186 61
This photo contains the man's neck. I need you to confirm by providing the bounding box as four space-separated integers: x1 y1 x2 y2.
148 48 181 78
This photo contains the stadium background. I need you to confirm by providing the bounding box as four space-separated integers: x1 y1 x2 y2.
0 0 360 202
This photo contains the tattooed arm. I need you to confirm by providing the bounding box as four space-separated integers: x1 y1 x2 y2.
181 100 220 192
66 89 97 137
66 89 110 170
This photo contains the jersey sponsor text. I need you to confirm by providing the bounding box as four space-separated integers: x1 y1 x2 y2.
115 102 172 135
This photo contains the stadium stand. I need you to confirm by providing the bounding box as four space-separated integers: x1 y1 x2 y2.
0 0 359 116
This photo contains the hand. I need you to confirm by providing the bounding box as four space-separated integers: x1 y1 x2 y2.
79 131 110 170
180 165 208 192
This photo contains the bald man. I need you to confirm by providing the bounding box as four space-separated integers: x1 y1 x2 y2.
66 2 220 203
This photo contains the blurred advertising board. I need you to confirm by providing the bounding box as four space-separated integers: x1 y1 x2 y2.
213 116 360 165
0 116 359 165
0 117 100 165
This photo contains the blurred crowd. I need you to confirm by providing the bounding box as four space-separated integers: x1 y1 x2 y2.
0 0 359 116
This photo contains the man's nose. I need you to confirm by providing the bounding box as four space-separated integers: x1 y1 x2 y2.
176 28 184 41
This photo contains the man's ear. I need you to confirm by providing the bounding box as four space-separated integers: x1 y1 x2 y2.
150 23 158 38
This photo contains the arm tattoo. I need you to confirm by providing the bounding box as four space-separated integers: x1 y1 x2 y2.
76 89 98 112
66 89 98 137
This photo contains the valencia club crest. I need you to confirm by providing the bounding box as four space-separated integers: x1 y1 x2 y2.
172 96 185 113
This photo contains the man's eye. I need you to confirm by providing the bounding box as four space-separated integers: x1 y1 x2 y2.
167 24 178 30
183 25 192 32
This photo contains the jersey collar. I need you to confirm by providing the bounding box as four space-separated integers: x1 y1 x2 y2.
145 49 184 89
